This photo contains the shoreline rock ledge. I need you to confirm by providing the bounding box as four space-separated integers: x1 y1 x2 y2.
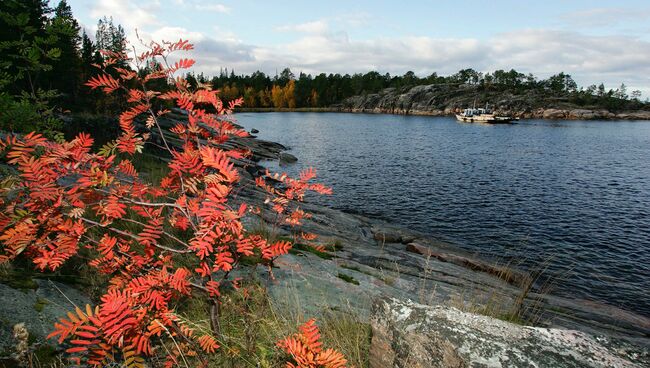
369 297 648 368
332 84 650 120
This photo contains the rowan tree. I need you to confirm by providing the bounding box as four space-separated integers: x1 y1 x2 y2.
0 38 339 367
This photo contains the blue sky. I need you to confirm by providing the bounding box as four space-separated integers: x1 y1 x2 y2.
66 0 650 94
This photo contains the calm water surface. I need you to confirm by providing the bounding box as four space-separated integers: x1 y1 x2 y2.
236 112 650 317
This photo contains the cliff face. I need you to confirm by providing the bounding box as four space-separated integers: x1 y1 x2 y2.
334 84 650 120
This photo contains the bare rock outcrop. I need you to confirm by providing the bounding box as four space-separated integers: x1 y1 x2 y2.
334 84 650 120
370 297 648 368
0 279 92 362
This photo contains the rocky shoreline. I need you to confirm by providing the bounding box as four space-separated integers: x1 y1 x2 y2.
331 84 650 120
148 112 650 344
238 105 650 121
335 105 650 121
1 113 648 366
221 122 650 365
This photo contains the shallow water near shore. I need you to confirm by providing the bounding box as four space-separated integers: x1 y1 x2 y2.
236 112 650 318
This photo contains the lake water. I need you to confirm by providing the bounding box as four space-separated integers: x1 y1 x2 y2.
236 112 650 317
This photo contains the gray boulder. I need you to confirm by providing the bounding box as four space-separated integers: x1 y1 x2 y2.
279 152 298 164
0 279 92 353
370 297 648 368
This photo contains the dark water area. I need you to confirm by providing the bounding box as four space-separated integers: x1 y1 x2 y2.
236 112 650 318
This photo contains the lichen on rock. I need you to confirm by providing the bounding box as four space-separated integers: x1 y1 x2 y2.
369 297 649 368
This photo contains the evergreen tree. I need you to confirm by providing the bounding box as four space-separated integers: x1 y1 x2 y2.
49 0 82 105
80 31 95 76
614 83 628 100
0 0 62 137
0 0 56 94
96 16 126 58
92 16 128 113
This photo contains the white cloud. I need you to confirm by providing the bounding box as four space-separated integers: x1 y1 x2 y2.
149 26 205 43
274 15 372 35
177 28 650 95
561 7 650 27
195 3 231 14
85 1 650 96
336 13 372 28
90 0 160 33
276 20 329 34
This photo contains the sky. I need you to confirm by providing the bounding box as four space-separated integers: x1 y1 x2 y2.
65 0 650 95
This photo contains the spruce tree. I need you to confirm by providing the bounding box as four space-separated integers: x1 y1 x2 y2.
49 0 82 106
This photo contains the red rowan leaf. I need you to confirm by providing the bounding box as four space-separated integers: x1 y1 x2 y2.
100 196 126 220
172 58 195 71
205 280 220 298
214 250 234 271
200 147 238 183
86 74 120 93
278 319 347 367
170 267 191 294
198 335 219 353
316 348 348 368
262 240 292 260
66 346 88 353
195 262 211 277
167 39 194 52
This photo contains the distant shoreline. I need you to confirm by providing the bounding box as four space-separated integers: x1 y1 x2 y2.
236 107 650 121
237 107 338 113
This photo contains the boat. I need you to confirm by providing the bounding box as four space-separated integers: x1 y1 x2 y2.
455 104 518 124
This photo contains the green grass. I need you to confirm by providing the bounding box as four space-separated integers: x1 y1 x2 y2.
0 264 39 292
321 239 344 252
340 264 364 273
31 344 59 367
440 252 562 326
175 281 371 367
130 151 171 185
337 273 360 285
340 263 396 286
291 243 334 260
33 297 49 312
319 310 371 367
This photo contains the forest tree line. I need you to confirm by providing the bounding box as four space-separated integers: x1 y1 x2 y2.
201 68 645 111
1 0 647 138
0 0 132 136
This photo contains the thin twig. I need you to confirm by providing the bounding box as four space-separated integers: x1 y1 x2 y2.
80 217 191 253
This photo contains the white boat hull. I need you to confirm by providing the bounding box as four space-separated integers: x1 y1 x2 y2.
455 114 518 124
